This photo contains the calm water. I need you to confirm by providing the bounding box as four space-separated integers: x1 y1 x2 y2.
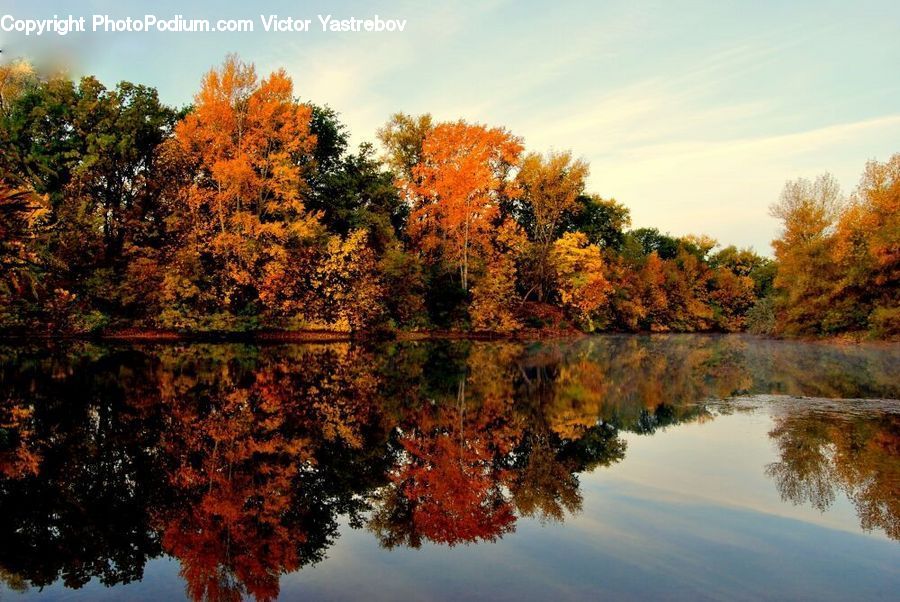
0 335 897 601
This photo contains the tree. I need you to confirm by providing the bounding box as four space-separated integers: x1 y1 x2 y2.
306 107 407 248
376 112 433 182
564 194 631 251
378 245 428 328
160 55 321 326
310 229 386 330
3 76 175 250
308 141 407 249
0 69 177 330
709 267 757 331
679 234 718 261
710 245 775 295
407 120 523 292
625 227 680 260
770 173 845 335
0 183 47 323
470 222 526 332
834 154 900 336
635 252 670 331
0 60 36 117
550 232 611 329
515 151 589 301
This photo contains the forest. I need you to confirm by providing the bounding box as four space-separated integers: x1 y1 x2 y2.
0 55 897 338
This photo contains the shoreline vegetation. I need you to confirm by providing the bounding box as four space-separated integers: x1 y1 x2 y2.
1 328 584 343
3 329 895 347
1 56 897 341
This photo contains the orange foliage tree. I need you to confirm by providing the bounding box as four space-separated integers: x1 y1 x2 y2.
833 154 900 335
407 121 523 291
160 55 321 327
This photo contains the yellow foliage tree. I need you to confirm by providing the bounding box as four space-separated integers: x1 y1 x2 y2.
550 232 611 329
516 151 589 301
770 174 845 335
470 221 526 331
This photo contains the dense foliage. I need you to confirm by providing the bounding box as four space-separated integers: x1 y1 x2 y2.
767 165 900 338
0 57 895 337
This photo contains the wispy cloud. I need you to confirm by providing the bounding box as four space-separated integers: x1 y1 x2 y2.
4 0 896 254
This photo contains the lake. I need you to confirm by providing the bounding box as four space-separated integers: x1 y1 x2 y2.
0 335 897 601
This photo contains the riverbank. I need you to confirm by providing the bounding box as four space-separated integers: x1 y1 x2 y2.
0 326 588 344
2 327 896 345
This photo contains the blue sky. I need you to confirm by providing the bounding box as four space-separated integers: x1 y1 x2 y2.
2 0 898 254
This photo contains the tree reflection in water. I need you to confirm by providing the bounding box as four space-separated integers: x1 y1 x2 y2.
767 409 899 541
0 335 897 600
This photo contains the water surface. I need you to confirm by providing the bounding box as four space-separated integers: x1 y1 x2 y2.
0 335 897 600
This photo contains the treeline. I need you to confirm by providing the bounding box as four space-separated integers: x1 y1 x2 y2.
0 56 896 337
766 168 899 338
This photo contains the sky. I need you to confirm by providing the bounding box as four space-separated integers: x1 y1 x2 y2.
2 0 899 254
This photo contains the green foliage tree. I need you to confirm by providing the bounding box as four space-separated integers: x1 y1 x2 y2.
563 194 631 251
1 71 177 330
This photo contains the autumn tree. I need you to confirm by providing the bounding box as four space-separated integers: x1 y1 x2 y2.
550 232 611 329
0 60 36 117
0 183 47 327
710 245 776 296
833 154 900 336
679 234 718 261
302 107 423 328
1 56 892 338
635 252 669 330
0 67 176 330
470 222 526 331
301 229 386 330
160 55 321 327
709 266 757 331
709 245 772 332
377 112 434 183
602 246 716 333
515 151 590 301
664 248 716 331
770 173 845 335
408 120 523 292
